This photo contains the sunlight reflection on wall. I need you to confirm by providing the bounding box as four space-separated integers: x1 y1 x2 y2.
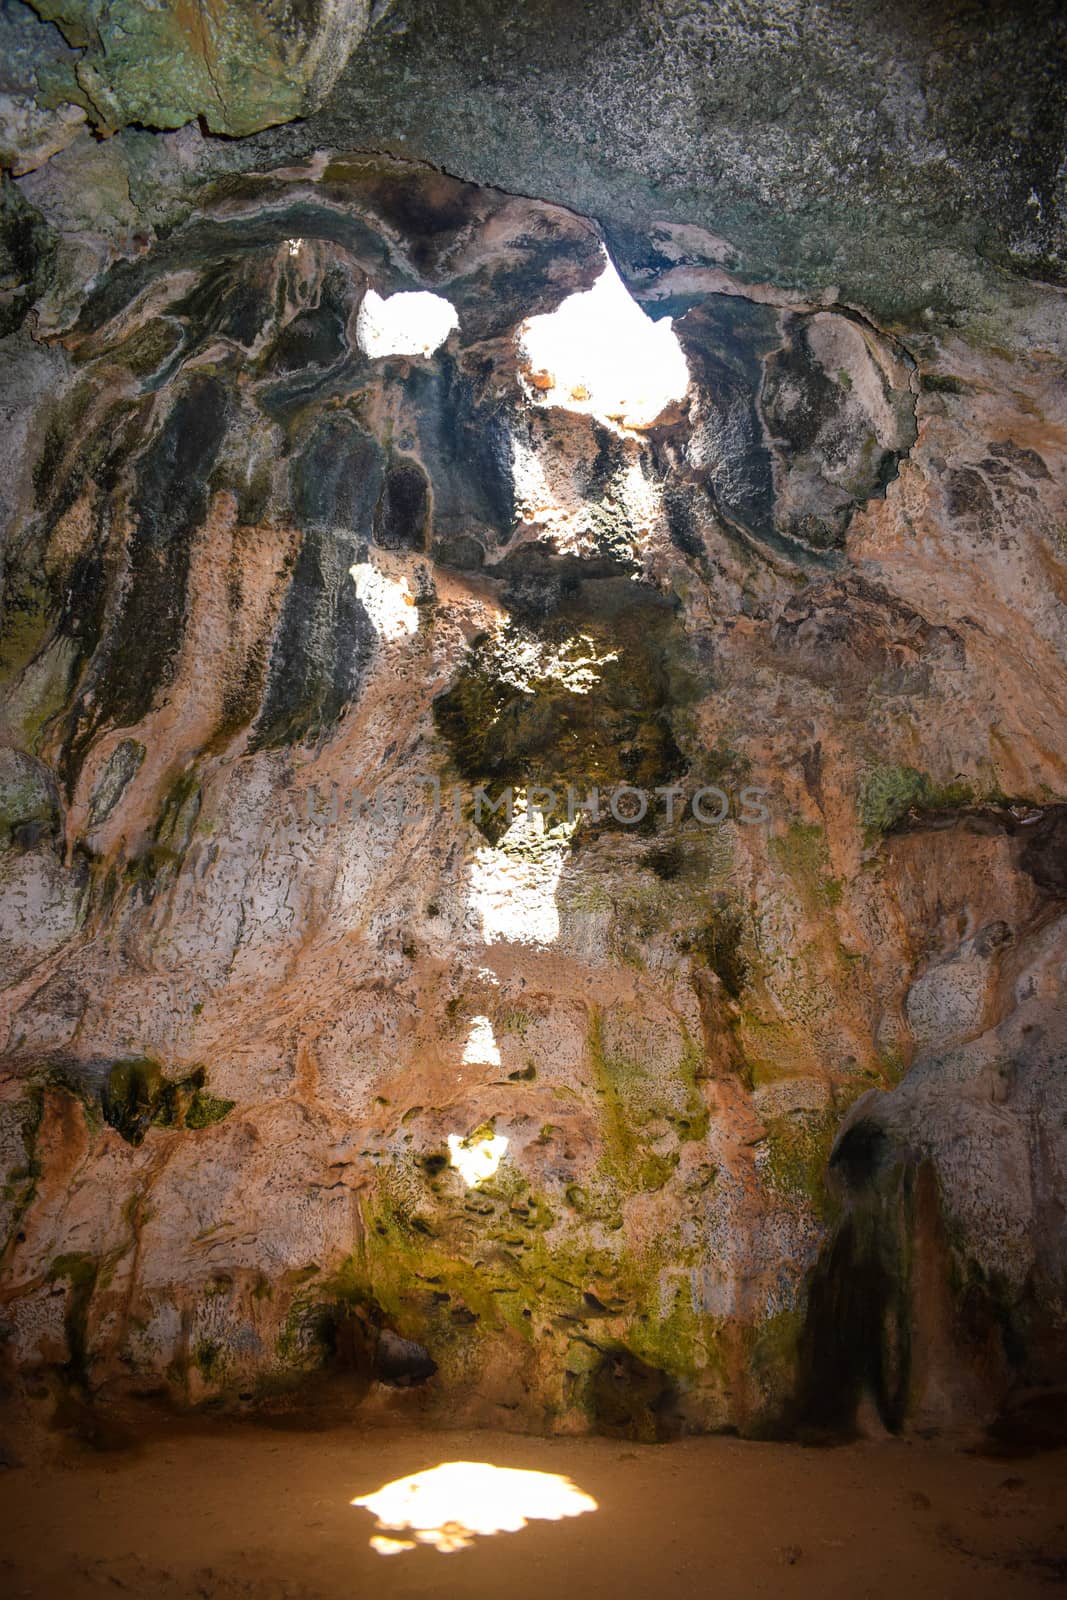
462 1014 501 1066
352 1460 598 1554
467 801 576 946
349 560 419 639
447 1129 509 1187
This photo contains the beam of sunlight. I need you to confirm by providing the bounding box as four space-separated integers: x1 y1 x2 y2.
353 1461 598 1555
349 561 419 639
447 1129 509 1187
461 1014 501 1066
357 288 459 357
518 253 689 429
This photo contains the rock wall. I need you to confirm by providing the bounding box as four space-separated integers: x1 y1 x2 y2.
3 0 372 159
0 150 1064 1440
5 2 1065 320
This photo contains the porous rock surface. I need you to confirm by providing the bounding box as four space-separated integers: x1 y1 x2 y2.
0 16 1065 1444
4 0 373 154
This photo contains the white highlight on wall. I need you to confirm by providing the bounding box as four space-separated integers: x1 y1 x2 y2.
353 1460 598 1555
357 288 459 357
467 800 574 947
462 1014 501 1067
518 254 689 429
447 1130 509 1188
349 561 419 639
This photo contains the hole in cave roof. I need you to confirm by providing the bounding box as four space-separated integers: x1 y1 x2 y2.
518 252 690 430
356 287 459 358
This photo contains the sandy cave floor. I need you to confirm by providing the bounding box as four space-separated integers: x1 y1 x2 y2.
0 1416 1065 1599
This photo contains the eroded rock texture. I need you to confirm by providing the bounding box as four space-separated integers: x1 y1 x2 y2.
3 0 372 154
0 140 1064 1442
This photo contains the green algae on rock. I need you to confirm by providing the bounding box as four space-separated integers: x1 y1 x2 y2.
102 1058 234 1146
23 0 370 138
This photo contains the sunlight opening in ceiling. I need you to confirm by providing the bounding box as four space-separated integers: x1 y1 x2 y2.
357 288 459 357
448 1129 509 1188
353 1461 598 1554
518 254 689 429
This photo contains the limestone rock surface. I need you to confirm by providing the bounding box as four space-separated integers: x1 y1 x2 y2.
0 77 1064 1441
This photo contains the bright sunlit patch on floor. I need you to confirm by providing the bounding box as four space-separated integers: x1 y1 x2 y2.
357 288 459 357
353 1461 598 1555
369 1535 417 1556
349 561 419 639
448 1129 509 1187
518 253 689 429
462 1014 501 1066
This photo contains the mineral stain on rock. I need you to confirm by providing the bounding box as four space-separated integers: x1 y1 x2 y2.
251 522 378 752
60 374 230 785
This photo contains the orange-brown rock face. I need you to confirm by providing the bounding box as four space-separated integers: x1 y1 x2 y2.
0 156 1064 1442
